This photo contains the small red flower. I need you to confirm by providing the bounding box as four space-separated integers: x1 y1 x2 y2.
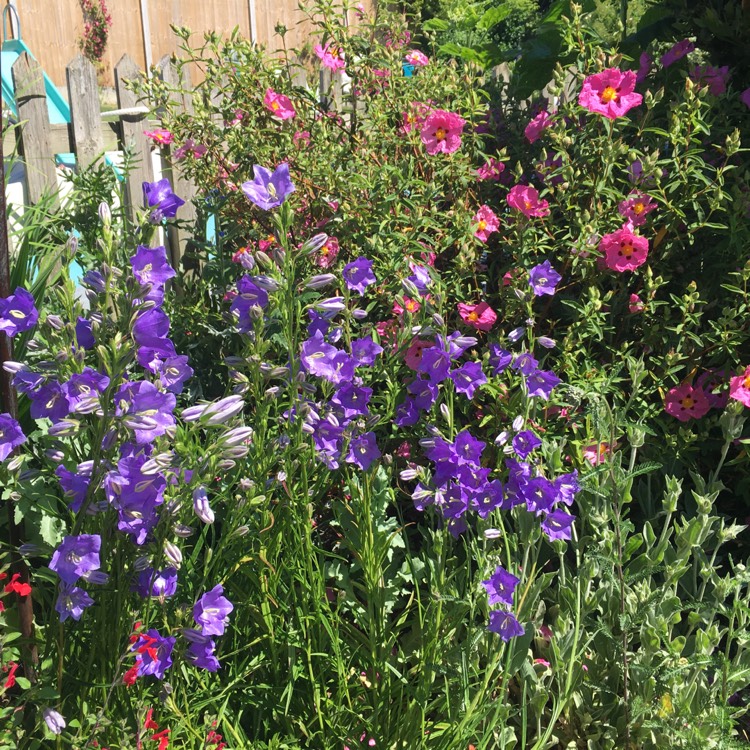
4 573 31 597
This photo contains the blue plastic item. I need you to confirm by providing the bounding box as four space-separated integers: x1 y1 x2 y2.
402 63 415 77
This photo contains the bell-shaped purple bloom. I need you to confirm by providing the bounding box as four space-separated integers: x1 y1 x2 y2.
241 163 295 210
488 610 525 641
482 565 520 606
346 432 381 471
554 471 580 507
352 336 383 367
134 629 175 679
12 368 44 394
407 263 432 295
512 430 541 460
55 583 94 622
159 355 193 394
43 708 66 735
0 287 38 337
528 260 561 296
332 384 372 419
418 345 452 384
132 308 170 347
450 361 487 399
49 534 101 584
525 369 561 400
138 339 177 374
408 377 438 411
394 397 420 427
134 567 178 599
131 245 176 288
29 380 71 423
143 179 185 222
0 413 26 461
343 257 376 296
55 464 91 512
193 584 234 636
542 509 575 541
76 317 95 350
512 353 538 377
185 633 220 672
63 368 110 413
116 381 176 444
488 345 512 375
523 476 557 515
472 479 504 518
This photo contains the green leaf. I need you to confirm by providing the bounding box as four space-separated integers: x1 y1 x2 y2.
423 18 450 32
40 514 65 548
477 4 512 30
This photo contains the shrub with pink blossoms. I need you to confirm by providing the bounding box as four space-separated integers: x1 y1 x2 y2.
420 109 465 155
599 224 649 272
578 68 642 120
506 185 550 218
472 205 499 242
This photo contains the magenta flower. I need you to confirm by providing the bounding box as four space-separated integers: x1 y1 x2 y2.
506 185 550 218
689 65 730 96
314 41 346 71
400 101 432 134
315 236 339 268
144 128 173 145
729 366 750 408
628 293 645 313
405 50 429 67
618 191 656 226
0 287 39 337
660 39 694 68
457 302 497 332
420 109 465 155
578 68 642 120
473 205 500 242
664 383 710 421
264 88 296 119
600 224 649 272
49 534 101 584
0 413 25 462
741 88 750 109
482 565 520 606
524 110 552 143
194 584 234 636
636 51 652 83
528 260 561 296
476 158 504 181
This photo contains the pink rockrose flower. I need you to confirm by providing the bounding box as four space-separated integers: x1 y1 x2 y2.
420 109 465 155
315 236 340 268
405 339 434 370
144 128 173 146
506 185 550 218
405 50 429 67
457 301 497 332
473 205 500 242
618 191 656 226
578 68 642 120
689 65 730 96
401 101 432 133
583 442 614 465
636 51 652 83
264 88 296 119
173 139 207 160
524 110 553 143
293 130 311 148
393 297 421 316
742 88 750 109
476 157 505 181
628 293 644 313
664 383 710 421
729 366 750 408
600 224 649 272
314 41 346 71
660 39 694 68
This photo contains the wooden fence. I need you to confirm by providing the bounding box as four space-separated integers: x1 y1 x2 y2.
7 51 198 268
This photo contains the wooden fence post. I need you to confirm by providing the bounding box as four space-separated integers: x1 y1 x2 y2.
12 54 58 208
114 54 153 223
156 55 197 271
66 55 104 171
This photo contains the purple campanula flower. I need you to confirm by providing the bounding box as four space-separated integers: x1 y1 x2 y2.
11 367 44 394
512 353 538 377
394 398 420 427
528 260 561 296
0 287 38 337
131 245 176 288
482 565 520 606
453 430 486 465
512 430 541 460
472 479 504 518
508 327 525 343
181 395 244 425
343 257 376 296
315 297 346 317
42 708 66 735
159 355 193 394
450 361 486 399
346 432 381 471
116 381 176 444
407 263 432 295
417 345 452 384
554 471 580 506
29 380 71 423
192 486 215 524
194 584 234 636
541 509 575 541
76 317 95 349
351 336 383 367
134 567 178 599
55 583 94 622
137 338 177 374
133 629 175 679
132 308 170 347
306 273 337 290
63 368 110 413
331 383 372 419
408 377 438 411
143 178 185 222
488 345 512 375
241 163 295 210
55 464 91 512
185 633 220 672
525 369 560 400
537 336 556 349
439 332 477 360
49 534 101 584
523 476 557 515
488 610 525 641
0 413 26 461
307 309 330 339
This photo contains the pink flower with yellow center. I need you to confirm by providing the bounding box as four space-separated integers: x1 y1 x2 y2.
405 50 429 67
599 224 649 272
263 89 296 120
314 41 346 71
506 185 550 218
457 301 497 332
582 442 615 465
524 110 553 144
476 158 505 181
664 383 710 422
420 110 465 155
578 68 642 120
729 366 750 408
401 102 432 134
618 191 656 226
144 128 174 146
473 205 500 242
315 236 340 269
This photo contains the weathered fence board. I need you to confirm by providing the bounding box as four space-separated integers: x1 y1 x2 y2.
66 56 104 171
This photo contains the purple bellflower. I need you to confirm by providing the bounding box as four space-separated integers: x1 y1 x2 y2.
482 565 520 607
55 583 94 622
343 257 377 295
241 163 295 210
193 584 234 636
49 534 102 584
488 610 525 641
0 287 38 337
0 413 26 461
143 179 185 223
528 260 562 296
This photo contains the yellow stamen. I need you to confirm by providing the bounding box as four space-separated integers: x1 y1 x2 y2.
600 86 618 103
435 127 447 141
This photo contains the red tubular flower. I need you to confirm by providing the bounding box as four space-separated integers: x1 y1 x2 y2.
4 573 31 597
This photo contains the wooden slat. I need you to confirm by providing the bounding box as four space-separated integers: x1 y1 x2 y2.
66 56 104 171
11 54 59 207
115 53 154 222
